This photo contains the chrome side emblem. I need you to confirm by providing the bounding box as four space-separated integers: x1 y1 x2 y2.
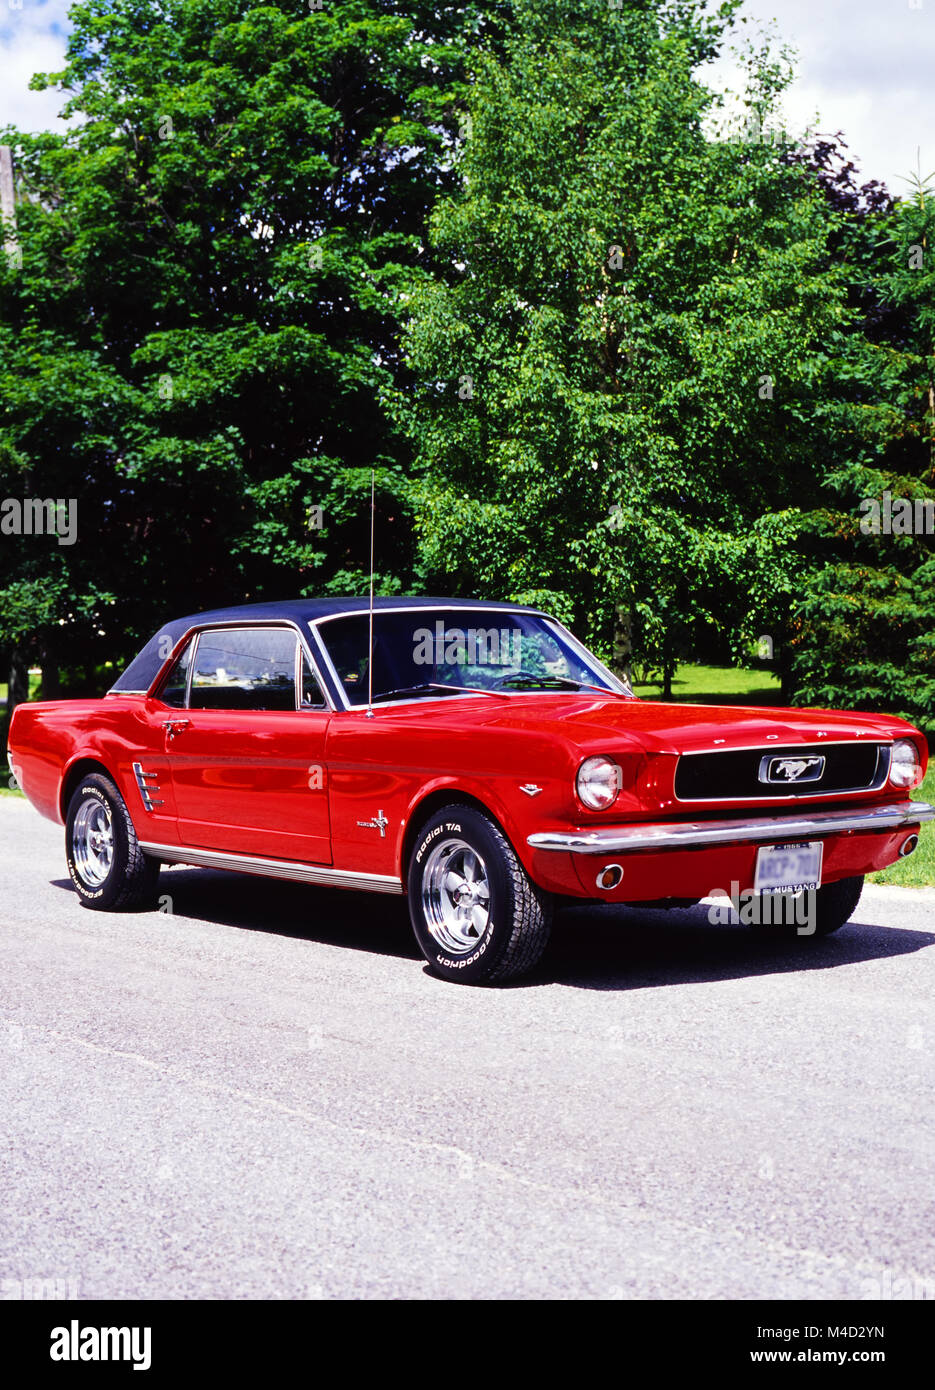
520 784 543 797
132 762 165 811
759 755 826 785
357 809 389 837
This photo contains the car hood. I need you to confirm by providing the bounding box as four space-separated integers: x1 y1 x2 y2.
458 693 917 756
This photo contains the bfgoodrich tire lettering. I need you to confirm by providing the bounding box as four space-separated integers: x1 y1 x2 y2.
65 773 159 910
407 804 552 984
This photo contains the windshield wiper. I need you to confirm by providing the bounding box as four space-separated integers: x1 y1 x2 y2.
494 674 623 694
368 683 502 703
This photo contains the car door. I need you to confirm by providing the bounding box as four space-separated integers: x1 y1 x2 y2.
153 624 332 863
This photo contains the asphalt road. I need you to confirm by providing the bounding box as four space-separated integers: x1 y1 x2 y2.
1 795 934 1301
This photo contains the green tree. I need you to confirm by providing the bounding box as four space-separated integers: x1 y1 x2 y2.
789 164 935 729
1 0 507 729
394 0 851 695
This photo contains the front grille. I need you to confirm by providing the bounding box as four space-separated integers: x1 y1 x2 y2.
674 743 889 801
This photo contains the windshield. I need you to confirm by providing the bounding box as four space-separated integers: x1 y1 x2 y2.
314 609 631 707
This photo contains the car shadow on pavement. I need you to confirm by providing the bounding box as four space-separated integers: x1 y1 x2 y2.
52 867 423 963
50 871 935 986
545 901 935 991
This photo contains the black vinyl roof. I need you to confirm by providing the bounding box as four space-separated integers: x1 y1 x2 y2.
109 596 544 695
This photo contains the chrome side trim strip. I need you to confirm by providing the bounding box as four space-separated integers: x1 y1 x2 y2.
527 801 935 855
139 841 404 894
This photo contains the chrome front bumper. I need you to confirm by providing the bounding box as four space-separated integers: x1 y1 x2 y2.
527 800 935 855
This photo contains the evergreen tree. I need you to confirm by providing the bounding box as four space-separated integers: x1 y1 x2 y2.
790 164 935 728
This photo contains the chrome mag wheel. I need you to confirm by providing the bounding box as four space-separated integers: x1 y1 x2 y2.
72 796 115 887
421 837 491 955
407 804 552 984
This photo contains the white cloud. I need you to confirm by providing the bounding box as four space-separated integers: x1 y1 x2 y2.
701 0 934 194
0 0 72 134
0 0 932 196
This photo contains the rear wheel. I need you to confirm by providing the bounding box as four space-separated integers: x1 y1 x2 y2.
407 805 552 984
66 773 159 910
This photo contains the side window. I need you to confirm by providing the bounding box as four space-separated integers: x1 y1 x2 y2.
189 628 298 712
301 649 327 709
159 638 194 708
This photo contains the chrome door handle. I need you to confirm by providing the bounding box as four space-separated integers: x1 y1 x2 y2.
162 719 190 738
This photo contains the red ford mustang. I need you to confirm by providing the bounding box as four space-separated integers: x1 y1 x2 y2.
7 597 933 984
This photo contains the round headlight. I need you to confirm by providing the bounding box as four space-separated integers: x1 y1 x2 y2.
889 739 923 790
576 755 622 810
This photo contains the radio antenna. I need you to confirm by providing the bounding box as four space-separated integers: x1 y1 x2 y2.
366 468 375 718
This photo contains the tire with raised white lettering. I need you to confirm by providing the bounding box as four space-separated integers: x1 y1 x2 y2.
407 804 552 984
65 773 160 910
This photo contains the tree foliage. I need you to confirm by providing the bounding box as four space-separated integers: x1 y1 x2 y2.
1 0 933 732
1 0 507 711
394 0 853 695
789 164 935 726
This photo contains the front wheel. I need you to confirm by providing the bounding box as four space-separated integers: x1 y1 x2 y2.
66 773 160 910
749 875 864 937
407 805 552 984
811 875 864 936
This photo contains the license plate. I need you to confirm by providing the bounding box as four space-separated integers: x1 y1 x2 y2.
753 841 823 894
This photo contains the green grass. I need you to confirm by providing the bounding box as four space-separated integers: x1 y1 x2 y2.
1 673 38 796
632 662 783 706
0 674 43 706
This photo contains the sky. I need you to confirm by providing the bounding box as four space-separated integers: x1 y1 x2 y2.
701 0 934 195
0 0 932 197
0 0 72 132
